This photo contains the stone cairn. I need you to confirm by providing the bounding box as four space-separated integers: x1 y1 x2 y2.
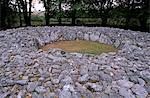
0 26 150 98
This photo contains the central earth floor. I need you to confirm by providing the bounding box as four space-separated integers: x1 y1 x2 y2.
41 40 118 55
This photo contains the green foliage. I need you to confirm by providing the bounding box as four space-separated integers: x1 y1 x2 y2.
1 0 149 32
54 11 66 18
31 16 44 22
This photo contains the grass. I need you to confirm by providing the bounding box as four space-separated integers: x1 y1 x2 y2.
41 40 118 55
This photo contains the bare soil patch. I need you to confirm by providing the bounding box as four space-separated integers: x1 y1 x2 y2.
41 40 118 55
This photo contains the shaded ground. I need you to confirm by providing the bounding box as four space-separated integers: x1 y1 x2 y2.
41 40 118 55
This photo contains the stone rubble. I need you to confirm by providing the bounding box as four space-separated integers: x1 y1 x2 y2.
0 26 149 98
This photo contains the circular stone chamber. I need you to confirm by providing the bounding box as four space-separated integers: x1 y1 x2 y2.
0 26 150 98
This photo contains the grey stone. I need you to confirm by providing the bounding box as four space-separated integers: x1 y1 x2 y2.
88 63 99 71
63 32 77 40
84 33 90 40
51 78 59 84
98 34 112 44
63 84 75 92
119 87 136 98
72 92 82 98
44 92 55 98
89 75 100 82
145 85 150 94
140 70 150 84
50 32 59 41
117 80 134 88
76 31 84 40
44 81 52 87
80 65 89 75
27 82 39 92
0 92 11 98
137 78 145 86
52 68 61 74
17 90 25 98
35 86 47 93
70 52 83 58
109 93 124 98
60 76 73 85
129 76 139 84
100 93 109 98
78 74 89 82
85 83 103 92
99 72 112 82
59 90 72 98
90 33 99 41
131 84 148 98
16 80 28 85
114 39 121 48
75 82 94 98
32 92 44 98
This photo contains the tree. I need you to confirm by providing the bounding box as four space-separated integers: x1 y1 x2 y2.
55 0 67 25
58 0 62 25
83 0 114 26
124 0 135 27
19 0 32 26
138 0 149 30
29 0 32 25
0 0 19 29
16 0 22 26
65 0 83 25
116 0 149 29
42 0 52 25
0 0 10 29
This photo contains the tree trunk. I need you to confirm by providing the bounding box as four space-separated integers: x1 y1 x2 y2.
20 0 29 26
58 17 61 25
1 7 6 29
0 0 9 29
7 15 11 28
139 0 149 31
125 0 133 28
28 0 32 26
125 15 131 28
101 16 107 26
58 0 61 25
0 12 7 29
19 10 22 26
45 11 50 25
72 9 76 25
101 11 107 26
17 0 22 26
43 0 51 25
100 5 108 26
23 9 29 26
139 16 147 30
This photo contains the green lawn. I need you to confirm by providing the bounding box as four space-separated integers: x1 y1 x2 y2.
41 40 118 55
